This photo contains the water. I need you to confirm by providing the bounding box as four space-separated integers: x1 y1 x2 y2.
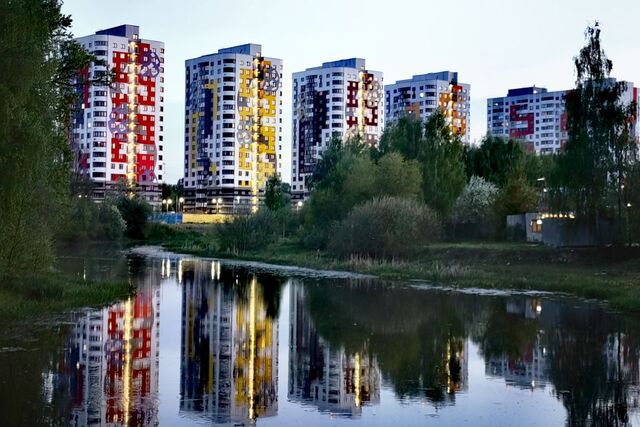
1 247 639 426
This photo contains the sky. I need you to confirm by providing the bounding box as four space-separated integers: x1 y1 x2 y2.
62 0 640 184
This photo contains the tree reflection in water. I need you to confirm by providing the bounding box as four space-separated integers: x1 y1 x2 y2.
302 279 640 424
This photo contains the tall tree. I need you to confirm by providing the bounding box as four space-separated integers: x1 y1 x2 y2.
0 0 98 276
420 110 467 215
557 23 637 234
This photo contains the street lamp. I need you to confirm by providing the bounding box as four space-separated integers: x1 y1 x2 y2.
162 199 167 213
215 197 223 214
179 197 185 213
167 199 173 212
296 200 303 213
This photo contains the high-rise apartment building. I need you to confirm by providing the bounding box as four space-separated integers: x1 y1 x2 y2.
487 81 638 154
71 24 165 204
291 58 384 198
183 44 283 213
385 71 471 143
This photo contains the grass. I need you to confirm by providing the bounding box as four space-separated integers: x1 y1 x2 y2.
156 223 640 313
0 272 132 322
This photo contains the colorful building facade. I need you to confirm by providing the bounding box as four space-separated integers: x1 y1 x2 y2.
291 58 384 198
385 71 471 143
72 24 165 204
487 81 638 154
183 44 283 213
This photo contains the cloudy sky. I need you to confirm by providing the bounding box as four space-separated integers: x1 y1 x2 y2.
62 0 640 184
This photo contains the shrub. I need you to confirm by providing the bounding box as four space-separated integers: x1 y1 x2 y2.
58 197 125 242
116 196 152 239
96 203 126 240
216 210 278 254
328 197 442 259
452 176 498 225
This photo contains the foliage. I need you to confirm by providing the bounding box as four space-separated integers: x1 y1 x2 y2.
58 197 125 242
381 112 466 215
115 196 152 239
420 111 467 215
215 210 280 254
0 0 108 276
451 177 498 225
378 114 424 160
302 147 422 248
555 22 637 233
496 174 539 216
327 197 442 259
264 175 291 211
465 135 526 186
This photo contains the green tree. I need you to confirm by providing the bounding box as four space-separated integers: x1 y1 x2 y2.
465 135 526 186
116 196 152 239
556 23 636 236
264 175 290 211
421 110 467 215
378 114 424 160
0 0 106 276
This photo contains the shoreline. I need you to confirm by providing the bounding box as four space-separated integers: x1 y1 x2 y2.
154 227 640 313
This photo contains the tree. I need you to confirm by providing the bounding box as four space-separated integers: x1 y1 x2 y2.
465 135 526 186
116 196 152 239
378 114 424 160
421 110 467 215
264 175 290 211
0 0 106 276
452 177 498 225
556 23 637 236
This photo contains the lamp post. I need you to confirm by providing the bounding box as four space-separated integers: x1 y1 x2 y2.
162 199 167 213
179 197 185 213
296 200 303 213
216 197 223 214
167 198 173 212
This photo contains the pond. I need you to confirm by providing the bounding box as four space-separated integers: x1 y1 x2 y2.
1 247 639 426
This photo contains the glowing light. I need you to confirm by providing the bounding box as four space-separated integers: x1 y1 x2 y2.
248 276 257 421
354 353 361 407
122 297 133 425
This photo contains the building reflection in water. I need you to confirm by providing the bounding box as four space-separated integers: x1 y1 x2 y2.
288 283 381 417
179 259 278 425
484 298 549 389
56 260 161 426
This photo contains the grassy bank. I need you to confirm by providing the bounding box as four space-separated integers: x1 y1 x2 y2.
157 224 640 313
0 273 132 321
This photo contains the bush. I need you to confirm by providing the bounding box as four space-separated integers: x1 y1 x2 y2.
116 196 152 239
58 197 126 242
450 176 499 239
327 197 442 259
216 210 279 254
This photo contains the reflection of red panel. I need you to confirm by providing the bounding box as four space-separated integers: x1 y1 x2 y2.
509 103 534 139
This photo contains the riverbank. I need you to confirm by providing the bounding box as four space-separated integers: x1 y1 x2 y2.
156 224 640 312
0 272 131 322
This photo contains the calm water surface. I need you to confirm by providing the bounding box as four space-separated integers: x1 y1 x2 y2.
1 247 639 426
